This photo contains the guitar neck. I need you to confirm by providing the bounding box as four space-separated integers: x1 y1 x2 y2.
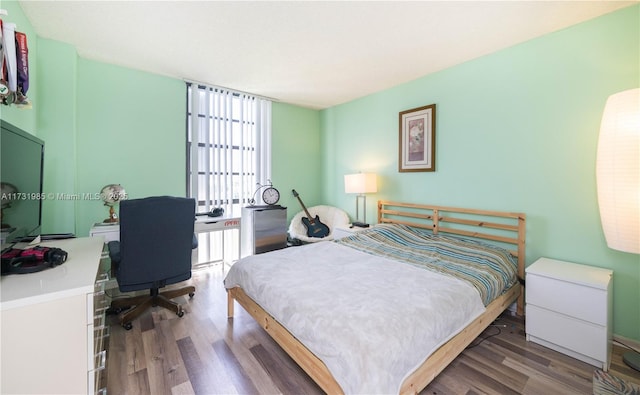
296 196 313 219
292 190 313 220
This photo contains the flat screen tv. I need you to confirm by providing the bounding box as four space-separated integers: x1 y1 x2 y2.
1 120 44 246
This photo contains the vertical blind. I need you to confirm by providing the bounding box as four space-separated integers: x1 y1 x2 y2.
186 82 272 213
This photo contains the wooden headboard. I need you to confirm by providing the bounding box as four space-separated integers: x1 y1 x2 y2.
377 200 526 314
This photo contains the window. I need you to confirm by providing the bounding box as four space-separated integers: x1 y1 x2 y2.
186 82 272 264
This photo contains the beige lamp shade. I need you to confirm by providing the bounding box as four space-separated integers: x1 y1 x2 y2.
344 173 378 194
596 88 640 254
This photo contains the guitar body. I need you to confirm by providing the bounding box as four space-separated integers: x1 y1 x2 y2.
301 215 330 238
292 189 331 239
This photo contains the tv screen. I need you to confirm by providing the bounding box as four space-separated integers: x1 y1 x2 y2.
1 120 44 246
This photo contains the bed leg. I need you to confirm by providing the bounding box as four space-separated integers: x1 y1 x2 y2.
517 287 525 316
227 291 235 318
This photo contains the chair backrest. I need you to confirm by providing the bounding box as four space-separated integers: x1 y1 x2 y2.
117 196 196 290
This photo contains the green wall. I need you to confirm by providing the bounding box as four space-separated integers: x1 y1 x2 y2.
37 38 77 235
321 5 640 341
73 58 185 235
272 102 322 219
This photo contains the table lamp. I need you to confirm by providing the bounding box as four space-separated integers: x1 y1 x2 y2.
344 173 377 227
596 88 640 371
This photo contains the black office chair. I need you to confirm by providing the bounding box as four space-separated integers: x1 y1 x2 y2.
108 196 197 330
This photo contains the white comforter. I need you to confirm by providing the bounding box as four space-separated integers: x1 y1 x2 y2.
224 241 485 394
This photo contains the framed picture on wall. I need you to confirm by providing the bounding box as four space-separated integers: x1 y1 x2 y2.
398 104 436 172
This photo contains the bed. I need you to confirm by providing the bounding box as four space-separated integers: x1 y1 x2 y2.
225 201 526 394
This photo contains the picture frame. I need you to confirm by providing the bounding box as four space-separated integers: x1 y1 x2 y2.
398 104 436 172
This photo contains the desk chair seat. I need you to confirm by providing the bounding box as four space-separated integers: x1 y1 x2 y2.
109 196 197 330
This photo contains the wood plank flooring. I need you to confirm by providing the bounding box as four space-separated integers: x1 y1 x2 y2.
106 265 640 394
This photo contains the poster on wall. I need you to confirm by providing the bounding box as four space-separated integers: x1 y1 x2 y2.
398 104 436 172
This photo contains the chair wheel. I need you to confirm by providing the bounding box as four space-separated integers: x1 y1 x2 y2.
177 310 185 317
123 322 133 330
189 292 195 298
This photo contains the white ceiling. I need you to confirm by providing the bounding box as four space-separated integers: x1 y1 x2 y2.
18 1 636 109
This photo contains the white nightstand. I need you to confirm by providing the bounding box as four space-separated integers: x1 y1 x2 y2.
525 257 613 370
333 225 369 240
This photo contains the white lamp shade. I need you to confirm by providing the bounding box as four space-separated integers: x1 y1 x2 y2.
596 88 640 254
344 173 378 194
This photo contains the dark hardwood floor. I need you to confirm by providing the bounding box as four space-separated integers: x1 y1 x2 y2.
106 264 640 395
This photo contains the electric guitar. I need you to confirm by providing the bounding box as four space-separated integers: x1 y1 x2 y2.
292 189 330 238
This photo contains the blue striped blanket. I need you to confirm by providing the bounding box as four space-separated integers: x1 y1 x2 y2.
335 224 518 306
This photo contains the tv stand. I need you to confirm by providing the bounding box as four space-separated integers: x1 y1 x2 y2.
0 237 108 394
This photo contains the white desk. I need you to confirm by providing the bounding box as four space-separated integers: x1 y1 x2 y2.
1 237 108 394
88 213 241 238
88 210 243 265
89 222 120 243
194 212 241 233
194 211 242 264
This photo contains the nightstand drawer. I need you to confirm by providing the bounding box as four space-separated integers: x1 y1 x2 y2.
526 305 608 362
526 274 608 325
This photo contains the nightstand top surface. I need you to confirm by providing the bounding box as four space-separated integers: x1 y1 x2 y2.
526 257 612 289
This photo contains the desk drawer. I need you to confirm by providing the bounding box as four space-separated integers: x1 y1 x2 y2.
88 271 109 395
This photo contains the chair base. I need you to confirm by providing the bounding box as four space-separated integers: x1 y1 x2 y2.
111 285 195 329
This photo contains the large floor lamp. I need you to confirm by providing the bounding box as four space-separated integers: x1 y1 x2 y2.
596 88 640 371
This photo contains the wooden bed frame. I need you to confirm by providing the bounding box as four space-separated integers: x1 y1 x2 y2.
227 201 526 394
